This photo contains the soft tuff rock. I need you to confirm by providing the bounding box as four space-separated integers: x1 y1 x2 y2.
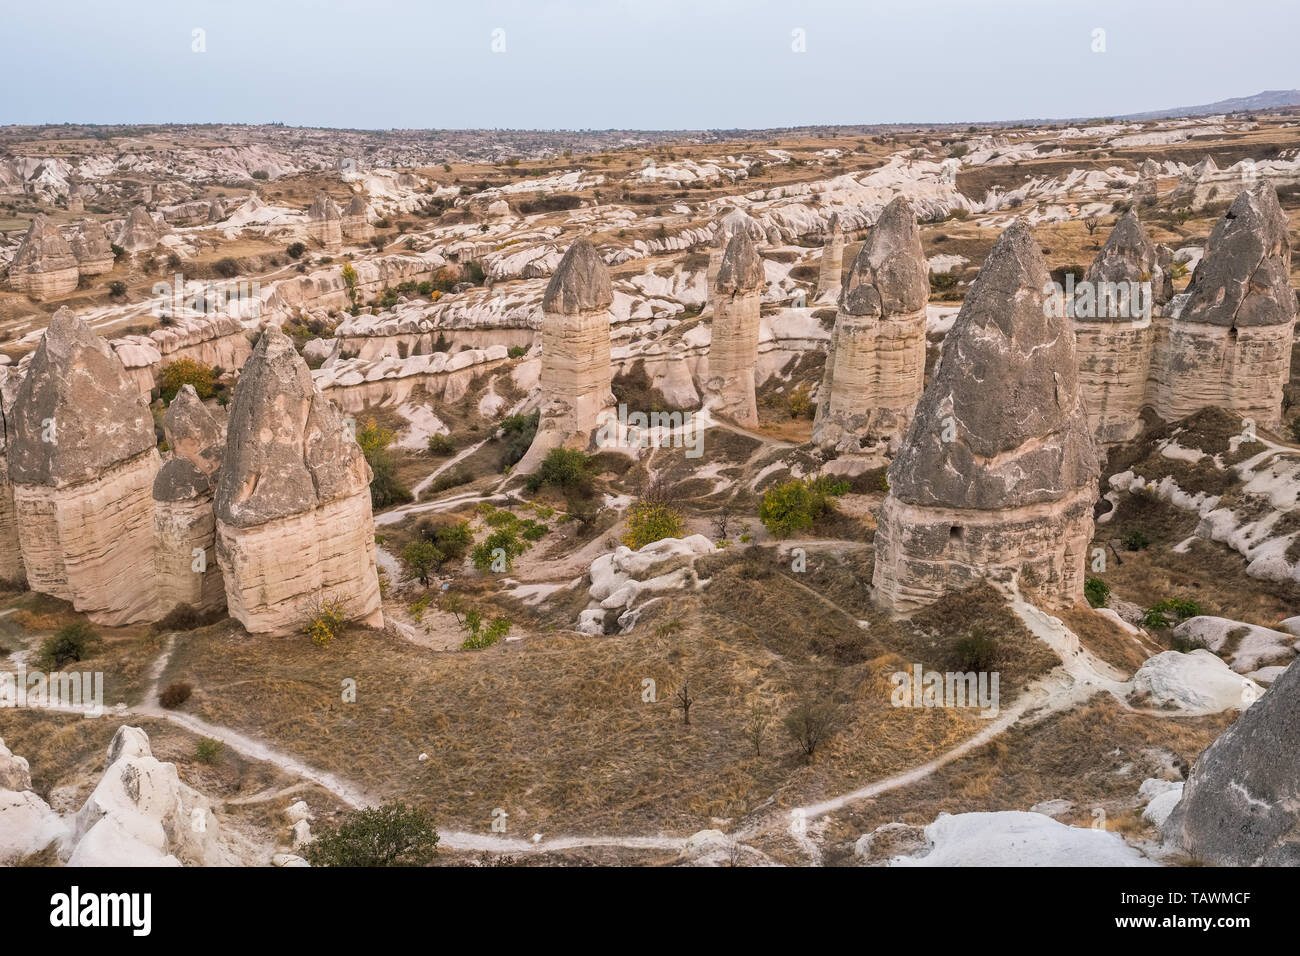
341 194 373 240
68 220 115 276
153 385 226 614
814 212 845 302
1151 184 1296 430
116 205 165 254
703 231 764 427
307 192 343 250
214 326 382 633
1164 658 1300 865
516 239 615 473
1073 209 1163 443
873 220 1099 612
7 309 160 624
813 196 928 460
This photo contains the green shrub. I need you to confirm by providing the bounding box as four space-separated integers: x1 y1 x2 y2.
758 475 848 539
507 345 528 359
622 501 685 550
525 447 592 495
498 411 539 468
108 280 127 297
459 609 512 650
426 432 455 456
302 597 349 648
36 622 98 669
954 627 999 670
471 527 526 573
159 357 218 404
286 241 306 259
194 737 224 764
214 257 240 279
1084 577 1110 609
1123 530 1150 552
305 802 439 867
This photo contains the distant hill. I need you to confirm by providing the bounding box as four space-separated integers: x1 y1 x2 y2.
1118 89 1300 121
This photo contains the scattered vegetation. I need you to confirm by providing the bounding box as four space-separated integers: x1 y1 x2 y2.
159 681 192 709
1084 577 1110 609
305 802 439 867
302 597 350 648
36 622 98 670
159 356 219 404
356 419 413 508
758 476 849 539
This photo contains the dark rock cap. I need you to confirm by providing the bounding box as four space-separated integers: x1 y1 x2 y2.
309 193 341 221
1180 183 1295 328
841 196 928 317
887 220 1099 510
541 238 613 314
6 308 156 488
715 231 764 295
214 326 370 528
162 384 224 478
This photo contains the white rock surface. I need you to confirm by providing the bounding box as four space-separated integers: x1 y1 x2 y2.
888 811 1155 867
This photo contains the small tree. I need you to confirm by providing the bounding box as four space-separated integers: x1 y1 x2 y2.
1084 215 1100 236
746 703 768 757
783 692 839 762
356 419 412 509
341 262 358 306
401 539 443 587
674 679 696 727
286 241 306 259
36 622 98 669
305 802 439 867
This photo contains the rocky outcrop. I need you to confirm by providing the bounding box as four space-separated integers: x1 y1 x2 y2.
1164 658 1300 865
0 737 65 863
703 231 764 428
208 197 227 223
341 194 373 240
1073 209 1163 443
116 205 164 254
516 239 615 473
7 309 160 625
873 220 1099 612
153 386 226 614
812 196 928 463
110 314 253 398
1150 184 1295 430
7 216 79 298
814 212 845 302
64 726 229 866
306 193 343 250
214 326 382 634
68 220 115 276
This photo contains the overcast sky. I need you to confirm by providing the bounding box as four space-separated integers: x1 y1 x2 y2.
3 0 1295 129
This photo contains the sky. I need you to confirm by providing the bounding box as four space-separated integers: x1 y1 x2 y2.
2 0 1296 130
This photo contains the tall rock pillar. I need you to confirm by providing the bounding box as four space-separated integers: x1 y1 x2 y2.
872 221 1099 613
704 231 764 428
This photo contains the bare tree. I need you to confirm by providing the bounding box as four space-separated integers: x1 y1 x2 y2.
1083 215 1100 236
711 505 733 541
674 679 696 727
746 703 768 757
783 691 840 762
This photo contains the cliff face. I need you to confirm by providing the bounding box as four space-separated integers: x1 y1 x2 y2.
873 220 1099 612
214 327 382 634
